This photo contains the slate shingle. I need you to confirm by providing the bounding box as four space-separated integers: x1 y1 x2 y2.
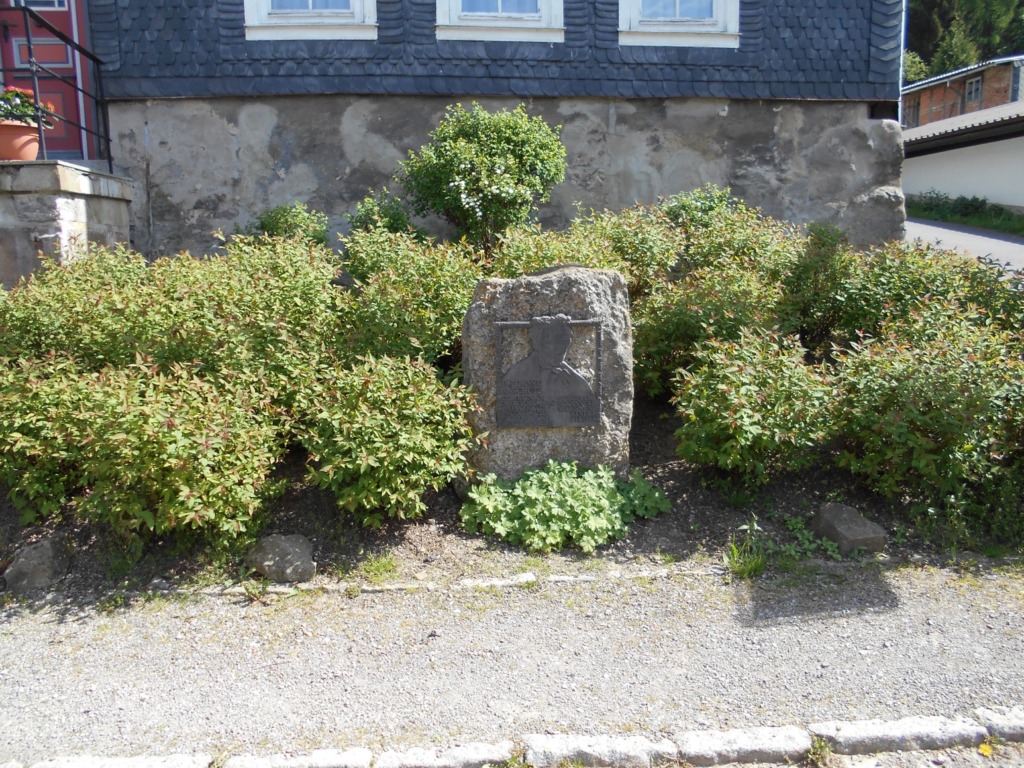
89 0 900 102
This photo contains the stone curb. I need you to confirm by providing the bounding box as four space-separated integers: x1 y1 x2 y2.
808 715 987 755
223 749 374 768
29 758 213 768
676 726 811 766
975 706 1024 742
17 709 1024 768
523 735 676 768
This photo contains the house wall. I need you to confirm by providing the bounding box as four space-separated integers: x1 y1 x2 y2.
109 95 904 256
908 63 1019 128
903 136 1024 211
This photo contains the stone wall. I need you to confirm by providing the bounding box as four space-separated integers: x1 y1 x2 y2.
108 95 904 256
0 161 134 288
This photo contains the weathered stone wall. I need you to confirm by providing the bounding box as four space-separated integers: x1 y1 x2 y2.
108 95 904 256
0 161 134 288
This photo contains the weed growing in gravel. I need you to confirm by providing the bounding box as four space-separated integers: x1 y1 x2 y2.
804 735 835 767
241 574 270 604
723 517 768 580
96 590 131 613
359 552 398 584
770 515 842 565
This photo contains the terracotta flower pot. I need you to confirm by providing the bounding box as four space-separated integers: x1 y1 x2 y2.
0 119 40 161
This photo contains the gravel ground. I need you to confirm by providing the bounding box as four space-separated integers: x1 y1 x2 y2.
2 398 1023 763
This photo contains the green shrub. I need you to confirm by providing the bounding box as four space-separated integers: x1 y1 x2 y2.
906 191 1024 238
835 300 1024 544
241 201 330 245
632 264 781 397
0 246 151 367
72 365 285 540
838 241 1024 344
347 187 420 237
0 358 283 540
338 228 482 363
490 205 683 297
0 355 92 519
401 102 566 255
0 239 344 389
490 222 628 279
662 186 804 284
777 222 858 354
661 184 736 230
574 206 685 299
294 356 478 527
672 331 836 485
460 460 669 554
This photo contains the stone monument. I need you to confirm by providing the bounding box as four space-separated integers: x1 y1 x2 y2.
461 265 633 481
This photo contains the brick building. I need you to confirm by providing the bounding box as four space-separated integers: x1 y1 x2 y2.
902 55 1024 129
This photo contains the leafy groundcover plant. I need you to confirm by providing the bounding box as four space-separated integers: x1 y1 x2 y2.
460 460 670 554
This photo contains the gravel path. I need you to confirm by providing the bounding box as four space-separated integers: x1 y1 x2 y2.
2 557 1022 762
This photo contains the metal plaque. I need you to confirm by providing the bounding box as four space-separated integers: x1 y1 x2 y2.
495 314 602 428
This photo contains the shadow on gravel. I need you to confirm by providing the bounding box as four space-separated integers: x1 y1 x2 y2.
736 563 900 626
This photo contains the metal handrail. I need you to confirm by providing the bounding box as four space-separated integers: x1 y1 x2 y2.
0 3 112 172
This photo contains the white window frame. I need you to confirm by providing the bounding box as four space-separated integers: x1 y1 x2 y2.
17 0 69 10
436 0 564 43
619 0 739 48
243 0 377 41
965 76 982 103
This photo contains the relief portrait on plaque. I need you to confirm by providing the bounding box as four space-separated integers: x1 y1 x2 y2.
496 314 601 428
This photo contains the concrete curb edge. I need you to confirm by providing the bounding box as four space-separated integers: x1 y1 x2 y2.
14 707 1024 768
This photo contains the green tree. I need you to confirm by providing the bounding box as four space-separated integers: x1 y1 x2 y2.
1000 9 1024 54
908 0 1022 62
929 16 981 75
903 49 930 84
400 103 566 257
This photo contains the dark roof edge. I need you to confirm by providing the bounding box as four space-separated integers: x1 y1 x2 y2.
905 115 1024 157
902 54 1024 96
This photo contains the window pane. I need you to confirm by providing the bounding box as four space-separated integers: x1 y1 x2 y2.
502 0 539 13
678 0 713 18
271 0 310 10
463 0 500 12
641 0 676 19
312 0 348 8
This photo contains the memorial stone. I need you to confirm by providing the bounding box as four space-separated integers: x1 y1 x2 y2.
462 265 633 481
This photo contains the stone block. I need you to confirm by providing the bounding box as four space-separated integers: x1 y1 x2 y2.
675 726 811 766
811 502 887 556
461 265 633 481
243 534 316 583
224 749 373 768
975 706 1024 742
523 734 677 768
3 535 72 596
809 716 986 754
31 758 211 768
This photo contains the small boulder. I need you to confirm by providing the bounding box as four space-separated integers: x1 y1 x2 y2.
244 534 316 583
812 502 887 556
3 536 72 596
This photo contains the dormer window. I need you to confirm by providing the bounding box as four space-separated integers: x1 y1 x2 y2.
243 0 377 40
436 0 564 42
619 0 739 47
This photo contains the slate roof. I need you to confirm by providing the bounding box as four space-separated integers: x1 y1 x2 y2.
87 0 903 102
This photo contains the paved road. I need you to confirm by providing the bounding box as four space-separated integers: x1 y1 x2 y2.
905 218 1024 271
